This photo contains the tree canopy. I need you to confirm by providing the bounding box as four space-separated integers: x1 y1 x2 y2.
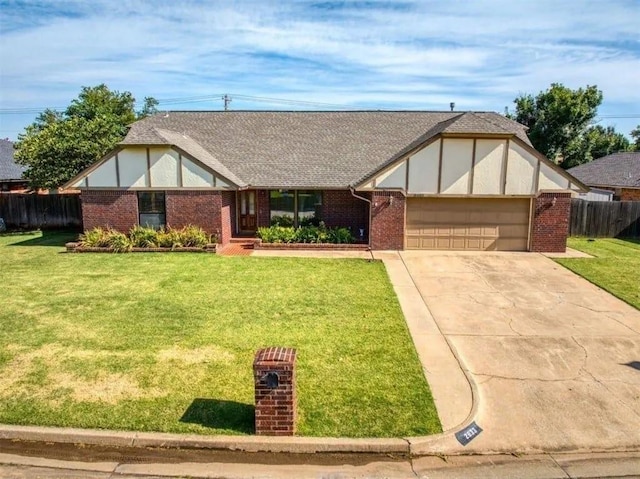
15 85 157 189
631 125 640 151
509 83 605 168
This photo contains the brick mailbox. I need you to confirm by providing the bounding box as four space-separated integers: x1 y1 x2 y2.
253 347 297 436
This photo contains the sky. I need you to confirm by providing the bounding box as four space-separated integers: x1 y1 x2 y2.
1 0 639 141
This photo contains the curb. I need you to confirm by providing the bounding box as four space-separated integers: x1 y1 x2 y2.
0 425 410 455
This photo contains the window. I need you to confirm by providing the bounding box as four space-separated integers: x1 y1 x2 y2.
138 192 166 229
269 190 322 227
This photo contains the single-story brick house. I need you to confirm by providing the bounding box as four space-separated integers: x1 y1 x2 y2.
567 152 640 201
64 111 586 252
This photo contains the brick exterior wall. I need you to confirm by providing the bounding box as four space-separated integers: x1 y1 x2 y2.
321 190 370 241
81 190 138 233
220 191 235 245
165 191 223 238
82 190 236 244
619 188 640 201
370 191 406 250
256 190 270 228
253 347 297 436
530 192 571 252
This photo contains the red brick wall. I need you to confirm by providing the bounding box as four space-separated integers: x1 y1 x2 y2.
81 190 138 233
620 188 640 201
257 190 270 228
165 191 222 237
220 191 235 245
321 190 370 240
370 191 406 250
530 192 571 252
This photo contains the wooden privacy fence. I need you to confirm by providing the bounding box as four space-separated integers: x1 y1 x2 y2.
570 199 640 238
0 193 82 230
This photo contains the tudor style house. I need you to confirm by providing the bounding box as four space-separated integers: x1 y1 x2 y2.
64 111 586 252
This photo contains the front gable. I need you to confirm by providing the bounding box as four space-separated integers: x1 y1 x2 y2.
67 146 235 189
357 136 586 195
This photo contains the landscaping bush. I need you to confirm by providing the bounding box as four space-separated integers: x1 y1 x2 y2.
156 228 183 249
79 225 213 250
327 227 354 244
257 225 297 243
79 227 111 248
129 225 158 248
257 224 355 244
105 231 131 253
179 225 210 247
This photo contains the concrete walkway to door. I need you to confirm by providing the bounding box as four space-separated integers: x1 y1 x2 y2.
379 250 640 455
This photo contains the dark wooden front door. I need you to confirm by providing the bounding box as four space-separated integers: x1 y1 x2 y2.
239 190 257 232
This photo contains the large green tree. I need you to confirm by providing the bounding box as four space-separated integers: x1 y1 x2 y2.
15 85 157 189
631 125 640 151
509 83 604 168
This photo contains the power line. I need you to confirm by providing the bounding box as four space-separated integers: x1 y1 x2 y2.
0 93 639 117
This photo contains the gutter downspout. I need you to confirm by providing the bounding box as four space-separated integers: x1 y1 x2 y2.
350 187 373 252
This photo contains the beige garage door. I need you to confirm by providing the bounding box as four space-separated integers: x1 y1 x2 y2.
406 198 531 251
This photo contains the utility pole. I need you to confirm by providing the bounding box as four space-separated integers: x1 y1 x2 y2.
222 94 232 111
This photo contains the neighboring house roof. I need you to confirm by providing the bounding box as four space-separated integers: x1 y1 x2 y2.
0 139 26 181
121 111 532 188
567 152 640 189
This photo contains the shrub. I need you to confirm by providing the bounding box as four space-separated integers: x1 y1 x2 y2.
129 225 158 248
258 225 355 244
105 230 131 253
178 225 210 247
79 227 110 247
80 225 214 251
156 227 183 249
328 227 354 244
257 226 296 243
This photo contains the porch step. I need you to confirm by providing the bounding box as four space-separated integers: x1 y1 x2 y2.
230 237 259 244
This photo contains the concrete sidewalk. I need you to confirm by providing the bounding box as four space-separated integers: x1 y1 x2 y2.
1 450 639 479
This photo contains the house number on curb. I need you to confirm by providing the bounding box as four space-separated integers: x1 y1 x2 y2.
455 421 483 446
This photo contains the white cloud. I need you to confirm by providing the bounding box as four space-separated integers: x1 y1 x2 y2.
0 0 638 138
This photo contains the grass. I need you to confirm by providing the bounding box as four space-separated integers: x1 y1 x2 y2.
0 231 441 437
556 238 640 310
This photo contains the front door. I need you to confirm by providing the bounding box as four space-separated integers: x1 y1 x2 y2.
239 190 257 232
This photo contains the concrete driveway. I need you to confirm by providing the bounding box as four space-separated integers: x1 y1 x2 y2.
384 251 640 454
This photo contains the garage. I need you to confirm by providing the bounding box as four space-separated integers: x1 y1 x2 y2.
405 197 531 251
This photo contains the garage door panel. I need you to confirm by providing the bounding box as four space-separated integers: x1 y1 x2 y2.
406 198 530 251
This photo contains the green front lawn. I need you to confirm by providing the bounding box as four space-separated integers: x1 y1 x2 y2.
556 238 640 310
0 231 440 437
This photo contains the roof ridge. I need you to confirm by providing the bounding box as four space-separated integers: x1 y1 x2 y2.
465 111 513 134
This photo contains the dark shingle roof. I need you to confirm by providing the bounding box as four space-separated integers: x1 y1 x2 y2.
567 152 640 189
0 139 26 181
122 111 532 188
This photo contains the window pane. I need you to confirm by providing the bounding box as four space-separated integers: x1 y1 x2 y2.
241 194 247 215
298 190 322 226
269 190 294 226
139 213 166 229
138 192 166 229
138 192 165 213
249 192 255 215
